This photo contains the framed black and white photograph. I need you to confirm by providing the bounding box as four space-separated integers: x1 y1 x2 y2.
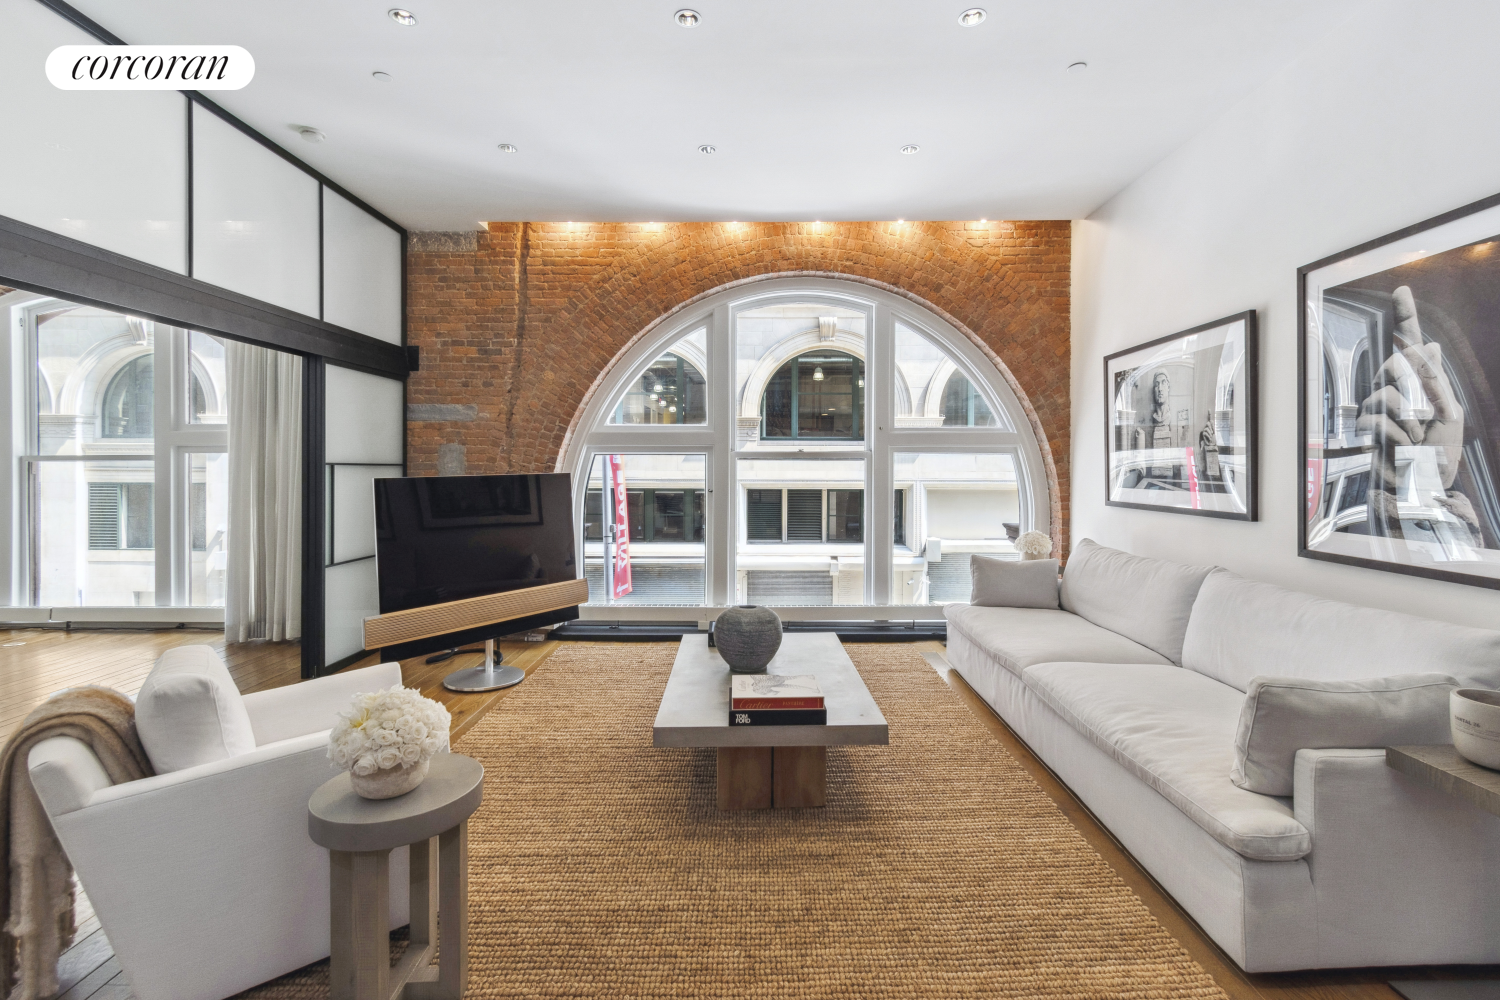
1104 311 1258 520
1300 193 1500 589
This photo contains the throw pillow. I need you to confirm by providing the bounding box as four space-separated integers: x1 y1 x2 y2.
970 555 1060 609
135 645 257 773
1059 539 1212 665
1231 672 1456 796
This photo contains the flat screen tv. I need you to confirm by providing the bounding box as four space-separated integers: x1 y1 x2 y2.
372 473 580 658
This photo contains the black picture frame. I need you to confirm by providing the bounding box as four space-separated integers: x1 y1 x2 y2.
416 475 545 529
1298 191 1500 590
1103 311 1259 521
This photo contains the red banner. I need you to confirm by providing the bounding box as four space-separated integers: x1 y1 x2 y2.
606 455 633 598
1306 456 1325 522
1185 446 1200 509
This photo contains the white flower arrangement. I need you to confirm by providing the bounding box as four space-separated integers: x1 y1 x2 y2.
328 684 451 777
1015 530 1053 560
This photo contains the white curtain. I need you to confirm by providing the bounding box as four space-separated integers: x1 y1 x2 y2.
225 342 302 642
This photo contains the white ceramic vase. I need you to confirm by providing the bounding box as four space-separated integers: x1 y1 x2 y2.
1451 689 1500 770
350 758 430 799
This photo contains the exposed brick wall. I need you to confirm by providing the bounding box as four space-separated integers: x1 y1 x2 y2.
406 221 1072 547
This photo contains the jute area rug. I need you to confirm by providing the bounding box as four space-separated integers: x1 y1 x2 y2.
240 642 1227 999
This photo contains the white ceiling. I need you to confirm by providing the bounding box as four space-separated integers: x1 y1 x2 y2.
70 0 1361 231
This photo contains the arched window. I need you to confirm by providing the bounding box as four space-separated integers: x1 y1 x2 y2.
101 355 154 438
102 355 211 437
1322 353 1337 444
565 278 1050 618
612 351 706 424
940 370 996 427
761 350 864 440
1353 346 1374 409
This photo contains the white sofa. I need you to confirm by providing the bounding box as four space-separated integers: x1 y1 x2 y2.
946 539 1500 973
27 659 411 1000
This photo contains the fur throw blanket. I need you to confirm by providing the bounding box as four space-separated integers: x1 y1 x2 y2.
0 688 152 1000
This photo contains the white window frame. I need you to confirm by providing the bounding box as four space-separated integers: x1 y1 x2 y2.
17 295 228 608
563 276 1049 621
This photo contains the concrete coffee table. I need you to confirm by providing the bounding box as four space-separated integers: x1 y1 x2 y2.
653 632 888 809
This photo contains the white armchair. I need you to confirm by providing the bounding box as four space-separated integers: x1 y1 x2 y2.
27 662 411 1000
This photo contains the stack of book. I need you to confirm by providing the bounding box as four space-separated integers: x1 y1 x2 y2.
729 674 826 726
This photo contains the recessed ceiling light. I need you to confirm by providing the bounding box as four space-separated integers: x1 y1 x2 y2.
371 71 392 82
388 9 416 25
497 143 517 153
958 8 986 26
297 126 326 143
900 144 920 155
676 9 700 26
698 144 716 154
1068 61 1088 73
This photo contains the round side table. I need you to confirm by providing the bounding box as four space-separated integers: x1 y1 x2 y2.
308 753 484 1000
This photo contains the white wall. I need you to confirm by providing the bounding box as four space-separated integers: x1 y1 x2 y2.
1071 0 1500 629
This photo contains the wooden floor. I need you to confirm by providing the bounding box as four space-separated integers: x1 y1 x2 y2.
0 626 560 746
0 629 1491 1000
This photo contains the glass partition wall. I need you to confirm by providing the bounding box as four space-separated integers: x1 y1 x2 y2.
567 278 1049 620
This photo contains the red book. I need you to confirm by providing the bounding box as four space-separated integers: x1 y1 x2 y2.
732 697 825 710
730 674 824 711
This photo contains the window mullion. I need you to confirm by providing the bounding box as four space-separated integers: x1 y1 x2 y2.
152 323 175 606
869 303 894 605
790 358 799 439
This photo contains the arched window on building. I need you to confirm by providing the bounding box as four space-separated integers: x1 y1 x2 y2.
101 355 212 437
761 350 864 440
940 370 997 427
101 355 154 438
565 277 1050 617
612 351 706 425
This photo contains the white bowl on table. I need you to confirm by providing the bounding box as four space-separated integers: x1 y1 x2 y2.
1451 689 1500 770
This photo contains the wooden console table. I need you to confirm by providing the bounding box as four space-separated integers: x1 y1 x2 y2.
1385 745 1500 1000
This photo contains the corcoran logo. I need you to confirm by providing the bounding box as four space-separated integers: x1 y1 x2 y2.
46 45 254 90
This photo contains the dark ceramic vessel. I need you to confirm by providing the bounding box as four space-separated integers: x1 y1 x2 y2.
715 605 783 673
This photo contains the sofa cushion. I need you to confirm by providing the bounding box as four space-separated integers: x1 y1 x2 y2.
1182 569 1500 692
1058 539 1213 665
944 604 1171 678
1232 673 1456 795
1021 661 1311 861
135 645 257 774
970 555 1059 609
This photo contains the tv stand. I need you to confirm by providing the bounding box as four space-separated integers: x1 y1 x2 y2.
361 577 589 693
441 637 526 692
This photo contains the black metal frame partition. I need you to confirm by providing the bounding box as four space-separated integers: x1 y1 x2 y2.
5 0 412 678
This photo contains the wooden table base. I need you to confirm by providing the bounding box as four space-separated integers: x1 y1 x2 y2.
717 746 826 810
329 821 469 1000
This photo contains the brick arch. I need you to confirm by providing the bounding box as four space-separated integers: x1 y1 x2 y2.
405 221 1071 543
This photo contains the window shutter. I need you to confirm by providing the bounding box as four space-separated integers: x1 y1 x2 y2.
746 490 783 541
786 489 822 540
87 484 120 549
